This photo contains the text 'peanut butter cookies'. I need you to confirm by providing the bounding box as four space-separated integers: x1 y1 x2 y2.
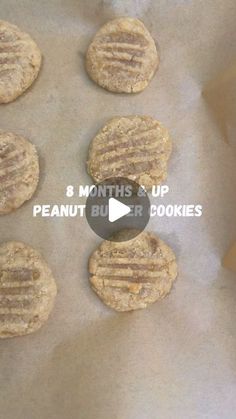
86 18 159 93
0 20 42 104
89 230 178 311
0 131 39 215
87 115 172 190
0 241 57 338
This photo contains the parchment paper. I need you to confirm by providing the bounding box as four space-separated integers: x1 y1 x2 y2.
0 1 236 418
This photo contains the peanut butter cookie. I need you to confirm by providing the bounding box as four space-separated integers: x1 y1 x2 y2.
0 241 57 338
0 20 42 103
86 18 159 93
89 230 177 311
0 131 39 215
87 115 172 190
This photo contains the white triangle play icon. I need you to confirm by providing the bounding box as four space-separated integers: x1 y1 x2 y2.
108 198 131 223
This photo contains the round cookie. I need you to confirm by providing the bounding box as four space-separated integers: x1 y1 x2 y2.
0 131 39 215
86 17 159 93
0 20 42 104
89 230 178 312
0 241 57 338
87 115 172 190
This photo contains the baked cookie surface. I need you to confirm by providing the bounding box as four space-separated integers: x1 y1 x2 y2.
86 17 159 93
0 131 39 215
89 230 177 311
87 115 172 190
0 20 42 103
0 241 57 338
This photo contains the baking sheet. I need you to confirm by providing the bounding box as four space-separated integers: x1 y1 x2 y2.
1 1 236 418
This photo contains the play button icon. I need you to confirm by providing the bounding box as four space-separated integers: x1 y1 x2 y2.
85 177 150 242
108 198 131 222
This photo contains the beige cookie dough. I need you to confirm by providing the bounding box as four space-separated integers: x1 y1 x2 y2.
86 17 159 93
89 230 178 312
0 241 57 338
87 115 172 190
0 20 42 103
0 131 39 215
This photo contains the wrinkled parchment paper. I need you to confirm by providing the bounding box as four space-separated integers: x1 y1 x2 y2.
1 1 236 418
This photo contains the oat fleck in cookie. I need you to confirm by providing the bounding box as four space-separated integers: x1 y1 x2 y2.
0 241 57 338
86 18 159 93
0 131 39 215
87 115 172 190
0 20 42 103
89 230 177 311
